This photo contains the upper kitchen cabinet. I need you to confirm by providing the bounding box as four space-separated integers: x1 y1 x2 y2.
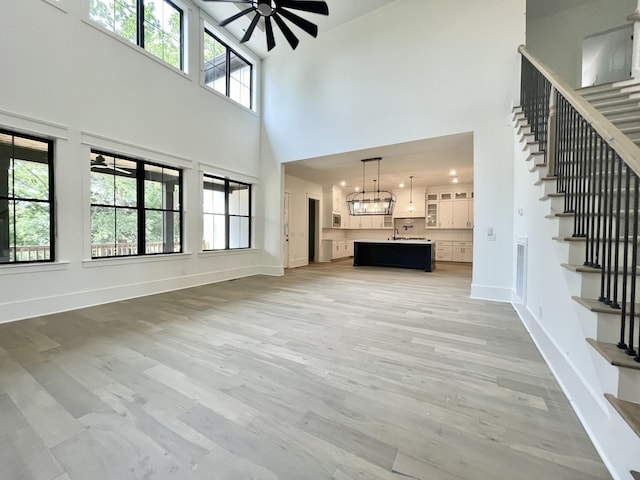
393 187 426 218
426 185 473 229
322 185 346 228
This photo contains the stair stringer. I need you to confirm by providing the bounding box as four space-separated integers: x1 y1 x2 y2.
511 119 640 480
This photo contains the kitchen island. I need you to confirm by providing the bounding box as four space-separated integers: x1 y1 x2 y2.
353 240 435 272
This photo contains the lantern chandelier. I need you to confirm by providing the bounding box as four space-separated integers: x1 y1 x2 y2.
346 157 396 216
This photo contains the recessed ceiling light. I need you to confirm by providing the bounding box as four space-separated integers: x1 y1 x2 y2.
340 181 346 187
399 183 405 188
449 170 457 176
452 178 459 184
355 186 360 192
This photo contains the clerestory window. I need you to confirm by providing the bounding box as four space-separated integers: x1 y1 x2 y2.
89 0 184 70
203 30 253 109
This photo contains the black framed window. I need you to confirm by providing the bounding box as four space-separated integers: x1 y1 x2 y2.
203 30 253 109
89 0 184 70
90 150 182 258
0 130 54 264
203 175 251 250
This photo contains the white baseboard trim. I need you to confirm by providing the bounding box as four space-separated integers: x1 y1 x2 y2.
0 265 264 325
288 258 309 269
512 302 639 480
260 265 285 276
470 283 512 302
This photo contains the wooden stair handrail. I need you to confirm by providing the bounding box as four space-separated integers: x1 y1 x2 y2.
519 45 640 178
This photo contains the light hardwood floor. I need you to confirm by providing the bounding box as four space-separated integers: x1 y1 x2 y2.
0 260 611 480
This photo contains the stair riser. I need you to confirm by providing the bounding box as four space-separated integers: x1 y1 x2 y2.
619 369 640 403
578 308 640 347
590 352 640 403
592 97 640 109
557 241 586 265
602 108 640 121
564 268 601 298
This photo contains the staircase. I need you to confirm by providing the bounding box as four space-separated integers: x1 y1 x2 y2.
516 47 640 480
579 81 640 146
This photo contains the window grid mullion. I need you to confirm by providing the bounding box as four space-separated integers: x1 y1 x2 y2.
137 0 144 48
137 161 145 255
225 178 230 250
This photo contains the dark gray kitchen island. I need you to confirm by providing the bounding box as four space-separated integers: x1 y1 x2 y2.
353 240 435 272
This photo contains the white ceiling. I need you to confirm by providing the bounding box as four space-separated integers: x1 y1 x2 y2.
284 133 474 191
527 0 601 20
196 0 397 58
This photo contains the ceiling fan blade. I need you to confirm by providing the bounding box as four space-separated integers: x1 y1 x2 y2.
273 12 299 50
241 11 261 43
219 6 255 27
201 1 251 3
278 0 328 16
278 8 318 37
264 16 276 51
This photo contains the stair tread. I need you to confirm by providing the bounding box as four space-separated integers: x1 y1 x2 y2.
552 236 586 242
605 394 640 439
573 296 640 317
561 263 601 274
586 338 640 371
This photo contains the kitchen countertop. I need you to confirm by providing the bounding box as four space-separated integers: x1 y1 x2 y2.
354 239 432 244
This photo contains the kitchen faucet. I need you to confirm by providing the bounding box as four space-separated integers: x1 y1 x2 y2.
393 229 399 240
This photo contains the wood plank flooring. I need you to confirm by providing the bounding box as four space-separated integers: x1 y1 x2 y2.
0 260 611 479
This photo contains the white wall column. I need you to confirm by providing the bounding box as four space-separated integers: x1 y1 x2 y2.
628 1 640 80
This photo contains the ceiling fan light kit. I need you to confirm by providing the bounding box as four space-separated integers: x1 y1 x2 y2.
203 0 329 51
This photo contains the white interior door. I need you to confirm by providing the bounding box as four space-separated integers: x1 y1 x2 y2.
283 192 290 268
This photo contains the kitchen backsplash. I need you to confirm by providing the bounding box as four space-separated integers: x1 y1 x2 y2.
324 217 473 242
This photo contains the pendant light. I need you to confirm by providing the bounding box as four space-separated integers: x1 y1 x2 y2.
346 157 396 216
407 175 415 213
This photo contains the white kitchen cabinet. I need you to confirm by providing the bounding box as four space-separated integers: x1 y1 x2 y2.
426 202 438 227
426 186 473 229
438 201 454 228
435 241 453 261
347 215 392 229
452 241 473 262
323 185 347 228
331 240 354 259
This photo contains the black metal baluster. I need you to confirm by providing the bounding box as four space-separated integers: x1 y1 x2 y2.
627 173 639 357
587 128 598 267
611 157 624 309
604 148 616 304
594 137 604 270
619 164 631 350
599 144 610 301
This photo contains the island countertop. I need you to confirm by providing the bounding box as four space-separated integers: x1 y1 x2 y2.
353 239 432 244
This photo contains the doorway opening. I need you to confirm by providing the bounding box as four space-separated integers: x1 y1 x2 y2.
308 198 319 263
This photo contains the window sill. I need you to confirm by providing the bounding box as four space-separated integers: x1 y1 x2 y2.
201 84 259 117
198 248 258 258
41 0 68 13
82 18 191 82
0 261 70 276
83 252 192 268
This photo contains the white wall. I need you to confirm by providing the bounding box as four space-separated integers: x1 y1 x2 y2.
284 175 323 267
526 0 636 87
262 0 526 302
511 132 640 480
0 0 266 322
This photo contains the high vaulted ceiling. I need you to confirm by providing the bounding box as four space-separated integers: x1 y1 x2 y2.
196 0 600 192
196 0 397 58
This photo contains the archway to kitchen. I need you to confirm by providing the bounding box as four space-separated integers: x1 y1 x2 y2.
282 132 475 275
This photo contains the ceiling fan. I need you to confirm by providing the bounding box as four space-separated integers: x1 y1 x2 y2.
202 0 329 51
91 155 132 175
